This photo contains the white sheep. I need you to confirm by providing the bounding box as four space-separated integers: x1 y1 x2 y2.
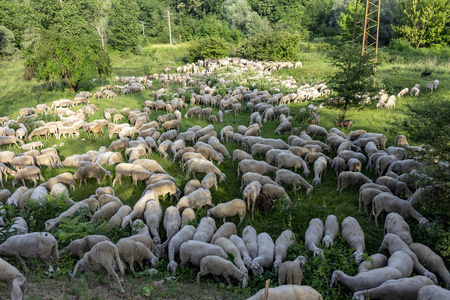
341 216 365 265
207 199 246 225
60 235 110 258
11 166 44 188
347 157 362 172
397 88 409 98
45 201 90 231
121 190 158 228
158 206 181 249
192 216 216 243
232 149 252 165
229 235 252 268
305 218 324 258
250 232 274 276
273 230 296 274
144 200 163 244
322 215 339 248
409 242 450 286
275 169 313 195
166 225 196 275
179 240 227 267
241 172 278 190
358 188 386 216
276 152 310 176
0 258 26 300
72 241 124 293
433 79 439 90
91 201 122 222
312 156 327 185
184 158 227 182
181 208 196 227
337 171 373 194
108 205 132 229
242 226 258 259
0 232 59 273
418 285 450 300
214 237 247 273
210 222 237 245
237 159 278 177
184 179 201 196
197 255 248 287
116 239 158 273
248 285 323 300
384 213 413 245
176 188 213 211
243 181 262 219
357 253 388 273
331 157 346 176
426 83 434 92
278 256 307 285
201 173 218 190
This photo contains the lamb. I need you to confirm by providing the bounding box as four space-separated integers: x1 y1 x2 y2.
358 188 385 216
237 159 278 177
166 225 195 275
312 156 327 185
352 276 434 300
273 230 296 274
417 285 450 300
197 255 248 287
60 235 110 258
305 218 324 258
337 171 373 194
72 241 124 293
0 163 16 187
278 256 307 285
379 233 438 284
276 152 310 176
357 253 388 273
341 216 365 264
331 250 414 292
243 181 262 219
0 257 26 300
250 233 275 276
192 216 216 243
0 232 59 273
179 240 227 267
116 239 158 273
322 215 339 248
11 166 45 188
210 222 237 244
207 199 246 225
176 188 213 211
384 213 413 245
144 200 163 244
45 201 90 231
409 242 450 286
275 169 313 195
158 206 181 250
426 83 434 92
247 285 323 300
184 158 227 182
372 192 428 226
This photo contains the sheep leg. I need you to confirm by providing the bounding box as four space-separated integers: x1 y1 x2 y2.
104 264 124 293
15 254 29 273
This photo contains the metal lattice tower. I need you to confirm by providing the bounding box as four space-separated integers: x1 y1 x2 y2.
352 0 381 86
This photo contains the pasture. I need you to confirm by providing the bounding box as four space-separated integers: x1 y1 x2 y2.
0 42 449 299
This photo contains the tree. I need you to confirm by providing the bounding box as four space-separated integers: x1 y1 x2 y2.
0 26 22 60
24 30 111 92
397 0 450 48
222 0 270 36
108 0 140 51
327 42 375 121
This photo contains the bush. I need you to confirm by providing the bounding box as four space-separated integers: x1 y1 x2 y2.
236 30 301 61
188 36 228 62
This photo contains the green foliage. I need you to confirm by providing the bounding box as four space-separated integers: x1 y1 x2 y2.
396 0 450 48
237 30 301 61
188 36 228 61
222 0 270 36
24 30 111 92
337 0 363 42
109 0 141 51
0 26 22 60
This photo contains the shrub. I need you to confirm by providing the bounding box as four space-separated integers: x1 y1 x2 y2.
236 30 301 61
188 36 228 62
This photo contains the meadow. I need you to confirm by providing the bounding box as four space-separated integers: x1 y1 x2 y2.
0 42 449 299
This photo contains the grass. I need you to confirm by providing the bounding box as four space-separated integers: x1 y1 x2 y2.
0 42 449 299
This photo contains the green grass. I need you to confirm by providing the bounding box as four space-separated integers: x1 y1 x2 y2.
0 42 449 299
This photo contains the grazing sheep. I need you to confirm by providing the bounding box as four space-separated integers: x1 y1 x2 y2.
241 172 278 190
337 171 372 194
247 285 323 300
144 200 163 244
158 206 181 250
275 169 313 195
379 234 438 284
394 135 409 147
322 215 339 248
243 181 262 219
305 218 324 258
214 236 247 273
417 285 450 300
45 201 91 231
116 239 158 273
0 232 59 273
11 156 35 170
238 159 278 177
357 253 388 273
261 183 290 203
143 180 181 201
72 241 124 293
91 201 122 222
341 217 365 264
60 235 110 258
0 257 26 300
166 225 196 275
210 222 237 245
250 233 275 276
184 158 227 182
352 276 434 300
192 216 216 243
201 173 218 190
384 213 413 245
277 152 310 176
409 242 450 286
207 199 246 225
331 157 346 176
273 230 296 274
181 208 196 227
312 156 327 185
358 188 385 217
372 192 428 227
387 159 422 175
397 88 409 98
197 255 248 287
11 166 44 188
305 125 328 137
184 179 201 196
180 240 227 267
176 188 213 211
120 190 158 228
242 225 258 260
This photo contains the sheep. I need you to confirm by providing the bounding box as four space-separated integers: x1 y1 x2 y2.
208 138 230 158
312 156 327 185
91 201 122 222
347 157 362 173
176 188 213 211
305 125 328 137
237 159 278 178
305 218 324 258
200 173 217 191
181 208 196 227
44 201 90 231
158 206 181 250
60 235 110 258
184 158 227 182
0 232 59 273
144 200 163 244
358 188 385 216
112 163 144 186
360 182 392 193
426 83 434 92
5 187 28 208
0 151 15 165
11 156 34 170
275 169 313 195
379 233 438 284
387 159 422 175
341 216 365 264
250 232 274 276
278 256 307 285
0 163 16 187
208 222 236 245
0 258 26 300
11 166 45 188
166 225 195 275
260 183 290 204
384 213 413 245
409 242 450 286
240 226 258 260
9 217 28 235
116 239 158 273
108 205 132 229
410 87 420 96
50 183 69 198
192 216 216 243
352 276 434 300
197 255 248 287
394 135 409 147
214 236 247 272
207 199 246 225
322 215 339 248
273 230 296 275
143 180 181 201
275 121 292 135
72 241 124 293
179 240 227 267
248 285 323 300
372 192 428 227
418 285 450 300
337 171 373 194
0 189 11 203
243 181 262 219
74 163 112 186
184 179 201 196
120 190 158 228
331 250 414 293
241 172 278 190
357 253 388 273
0 136 25 147
276 152 310 176
331 157 346 176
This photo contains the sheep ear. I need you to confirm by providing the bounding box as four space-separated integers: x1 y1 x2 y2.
10 278 24 300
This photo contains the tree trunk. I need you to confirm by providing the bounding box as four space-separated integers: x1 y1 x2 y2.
341 100 348 122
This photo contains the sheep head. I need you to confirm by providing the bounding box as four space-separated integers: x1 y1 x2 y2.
167 261 178 275
322 236 334 248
